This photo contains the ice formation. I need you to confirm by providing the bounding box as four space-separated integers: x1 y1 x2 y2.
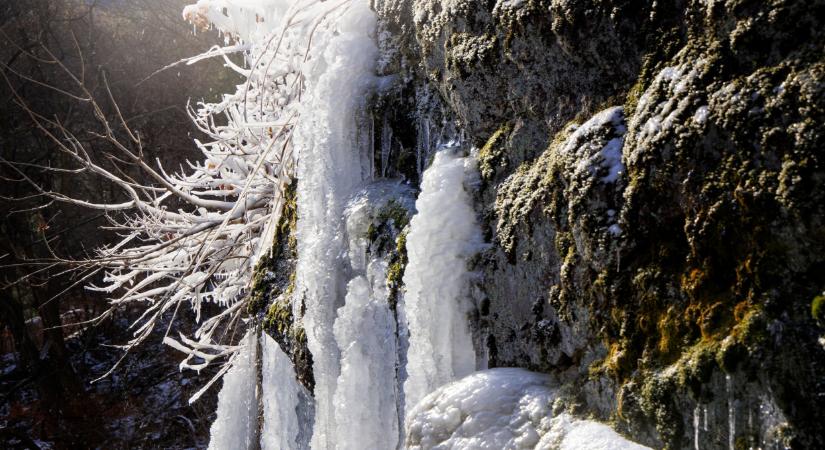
406 368 652 450
291 2 378 448
333 271 400 450
332 183 415 449
207 330 258 450
261 333 312 450
402 149 485 416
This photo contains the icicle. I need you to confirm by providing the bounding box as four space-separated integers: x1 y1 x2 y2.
381 113 393 178
414 116 432 177
260 333 313 450
207 330 258 450
727 374 736 450
694 404 701 450
333 266 400 450
401 148 484 417
704 405 708 431
331 184 414 450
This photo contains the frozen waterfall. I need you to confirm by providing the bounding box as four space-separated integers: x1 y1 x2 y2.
291 2 378 449
196 2 654 449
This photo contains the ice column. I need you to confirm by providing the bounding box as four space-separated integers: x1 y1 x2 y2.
401 149 484 417
260 334 313 450
207 330 258 450
293 2 378 449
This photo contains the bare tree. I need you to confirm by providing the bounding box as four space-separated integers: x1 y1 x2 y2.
0 1 252 443
2 0 357 405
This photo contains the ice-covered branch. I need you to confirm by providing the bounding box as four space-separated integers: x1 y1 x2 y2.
4 0 358 391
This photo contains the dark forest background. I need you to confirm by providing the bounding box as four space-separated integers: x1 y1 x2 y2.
0 1 241 447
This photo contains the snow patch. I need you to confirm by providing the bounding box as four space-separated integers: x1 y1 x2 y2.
599 137 624 183
539 413 652 450
693 105 709 125
566 106 627 185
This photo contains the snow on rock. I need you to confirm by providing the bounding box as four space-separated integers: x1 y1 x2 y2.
693 105 709 125
566 106 627 185
405 368 652 450
626 57 709 166
401 149 485 418
207 330 258 450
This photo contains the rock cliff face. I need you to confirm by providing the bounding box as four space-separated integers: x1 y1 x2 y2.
370 0 825 448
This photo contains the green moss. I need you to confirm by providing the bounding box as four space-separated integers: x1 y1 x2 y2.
263 299 293 336
639 372 683 447
246 181 297 317
478 123 512 181
679 341 718 397
368 200 412 254
445 32 498 80
284 271 296 300
247 269 274 315
734 435 758 450
812 294 825 323
378 200 410 233
715 336 747 373
386 231 408 311
624 25 685 115
291 325 307 344
593 341 634 379
623 76 647 115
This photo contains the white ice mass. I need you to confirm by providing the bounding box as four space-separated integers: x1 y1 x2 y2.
401 149 485 417
406 368 652 450
261 333 312 450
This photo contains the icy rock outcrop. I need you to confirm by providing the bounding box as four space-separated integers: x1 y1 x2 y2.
377 0 825 448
